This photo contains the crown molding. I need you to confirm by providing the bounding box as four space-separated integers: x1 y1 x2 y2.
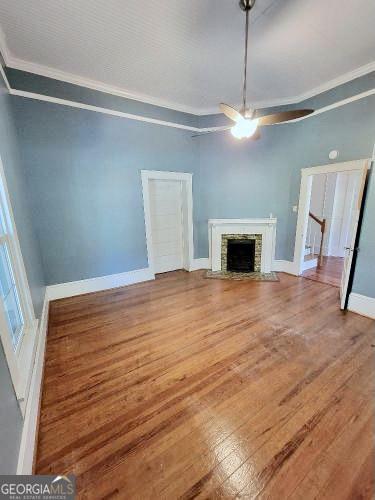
199 61 375 114
4 55 205 116
0 60 11 91
0 28 11 91
1 26 374 117
0 26 11 64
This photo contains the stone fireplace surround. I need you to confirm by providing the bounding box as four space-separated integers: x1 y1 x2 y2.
208 218 277 273
221 234 262 272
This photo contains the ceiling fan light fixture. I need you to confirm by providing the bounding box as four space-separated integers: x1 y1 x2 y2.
212 0 314 141
231 118 259 139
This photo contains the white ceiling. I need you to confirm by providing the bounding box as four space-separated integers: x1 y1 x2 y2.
0 0 374 114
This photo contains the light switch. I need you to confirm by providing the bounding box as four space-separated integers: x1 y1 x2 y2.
292 205 298 213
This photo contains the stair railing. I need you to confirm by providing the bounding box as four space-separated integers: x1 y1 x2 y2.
309 212 326 267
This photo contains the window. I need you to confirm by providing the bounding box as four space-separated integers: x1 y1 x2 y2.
0 214 24 350
0 156 37 406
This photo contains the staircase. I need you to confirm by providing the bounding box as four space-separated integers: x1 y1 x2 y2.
307 211 326 267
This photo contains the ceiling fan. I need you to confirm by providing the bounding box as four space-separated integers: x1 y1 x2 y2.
197 0 314 140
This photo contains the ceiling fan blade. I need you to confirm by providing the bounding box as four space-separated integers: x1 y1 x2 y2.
219 103 243 123
258 109 314 126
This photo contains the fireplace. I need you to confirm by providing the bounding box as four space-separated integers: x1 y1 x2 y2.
209 218 277 273
221 234 262 273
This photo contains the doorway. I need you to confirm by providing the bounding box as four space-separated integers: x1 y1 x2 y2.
302 169 362 287
141 170 194 276
293 159 369 309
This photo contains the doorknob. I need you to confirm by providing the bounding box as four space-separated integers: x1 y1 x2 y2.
344 247 360 252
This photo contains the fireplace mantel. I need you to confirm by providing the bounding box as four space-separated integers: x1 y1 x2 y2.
208 218 277 273
208 218 277 226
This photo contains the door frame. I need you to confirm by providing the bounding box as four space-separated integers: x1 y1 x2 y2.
293 158 371 277
141 170 194 276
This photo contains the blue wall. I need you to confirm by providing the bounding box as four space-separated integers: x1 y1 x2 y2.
12 97 198 285
0 80 45 316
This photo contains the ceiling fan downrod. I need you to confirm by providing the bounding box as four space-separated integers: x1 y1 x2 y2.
212 0 314 141
239 0 256 114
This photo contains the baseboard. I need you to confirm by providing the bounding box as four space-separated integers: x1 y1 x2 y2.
272 260 298 275
17 292 49 474
46 267 155 301
348 293 375 319
189 258 210 271
302 258 318 271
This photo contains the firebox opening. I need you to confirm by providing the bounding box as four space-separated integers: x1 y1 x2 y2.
227 239 255 273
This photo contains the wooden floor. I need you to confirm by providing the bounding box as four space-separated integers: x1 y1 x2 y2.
303 256 344 287
36 271 375 499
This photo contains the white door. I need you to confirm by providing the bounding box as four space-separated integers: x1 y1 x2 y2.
329 171 361 257
149 179 184 274
340 165 368 309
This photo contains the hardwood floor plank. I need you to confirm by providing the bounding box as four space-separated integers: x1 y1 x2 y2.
302 256 344 287
196 334 373 499
149 315 371 499
35 271 375 499
256 354 374 499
